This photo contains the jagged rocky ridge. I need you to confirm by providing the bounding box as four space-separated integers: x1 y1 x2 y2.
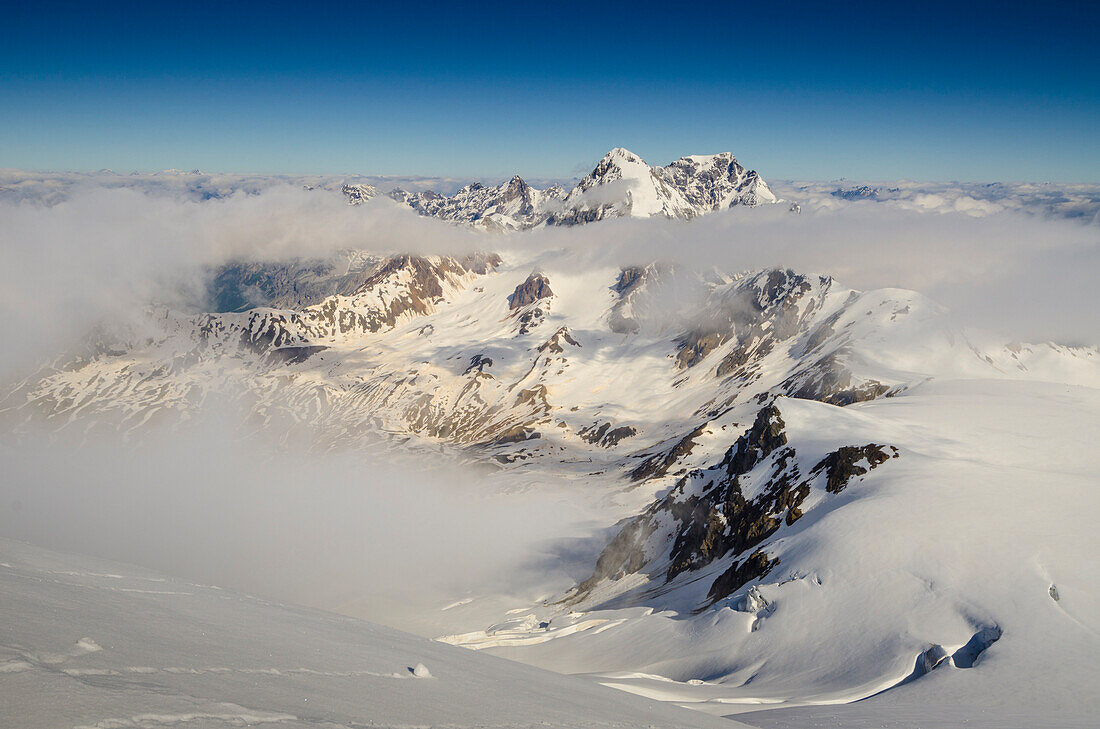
351 148 778 229
6 249 1091 454
572 403 898 607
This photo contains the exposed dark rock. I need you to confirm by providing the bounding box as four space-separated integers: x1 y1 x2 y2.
675 269 819 375
609 265 660 334
516 306 548 335
575 404 899 607
239 312 302 353
545 206 605 226
666 407 790 583
265 345 328 366
538 327 581 354
613 266 648 295
629 423 708 481
464 354 494 374
509 273 554 310
495 424 541 444
341 183 378 204
391 179 542 225
708 551 779 603
722 405 787 474
514 385 549 410
803 311 842 354
676 330 726 369
572 518 655 597
782 351 891 406
830 185 899 201
811 444 894 494
579 422 638 448
357 254 455 300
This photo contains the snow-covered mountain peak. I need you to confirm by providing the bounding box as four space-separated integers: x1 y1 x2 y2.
589 147 652 179
341 182 378 205
549 148 696 224
360 148 780 228
663 152 778 210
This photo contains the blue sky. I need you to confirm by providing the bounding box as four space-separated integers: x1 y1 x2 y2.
2 1 1098 181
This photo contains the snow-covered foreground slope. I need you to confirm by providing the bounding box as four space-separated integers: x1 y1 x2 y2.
445 379 1100 727
0 537 743 729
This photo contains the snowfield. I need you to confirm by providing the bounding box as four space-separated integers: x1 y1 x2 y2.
448 379 1100 727
0 537 742 729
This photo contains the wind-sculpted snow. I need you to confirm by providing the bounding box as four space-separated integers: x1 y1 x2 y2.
441 382 1100 728
0 538 741 729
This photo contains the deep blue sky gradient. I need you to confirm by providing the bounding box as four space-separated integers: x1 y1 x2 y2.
2 1 1098 180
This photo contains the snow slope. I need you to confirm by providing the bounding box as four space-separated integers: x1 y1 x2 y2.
445 379 1100 727
0 537 744 729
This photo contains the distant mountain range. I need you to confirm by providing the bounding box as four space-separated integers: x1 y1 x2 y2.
346 148 781 229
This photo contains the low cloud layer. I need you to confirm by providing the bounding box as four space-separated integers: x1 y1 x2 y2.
1 181 1096 383
0 416 595 633
0 186 479 376
512 200 1099 344
3 182 1098 382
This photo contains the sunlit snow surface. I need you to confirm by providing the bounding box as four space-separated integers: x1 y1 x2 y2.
0 537 741 729
446 380 1100 727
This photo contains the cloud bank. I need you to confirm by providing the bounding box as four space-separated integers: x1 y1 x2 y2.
2 182 1097 382
0 415 594 634
0 186 479 376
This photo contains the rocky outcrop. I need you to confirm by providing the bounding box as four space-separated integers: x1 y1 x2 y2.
579 422 637 448
675 269 819 373
661 153 777 210
813 444 896 493
509 273 554 310
629 423 708 481
341 183 377 204
609 264 664 334
183 253 506 364
508 273 555 334
537 327 580 354
390 177 556 229
783 360 891 406
572 404 898 606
